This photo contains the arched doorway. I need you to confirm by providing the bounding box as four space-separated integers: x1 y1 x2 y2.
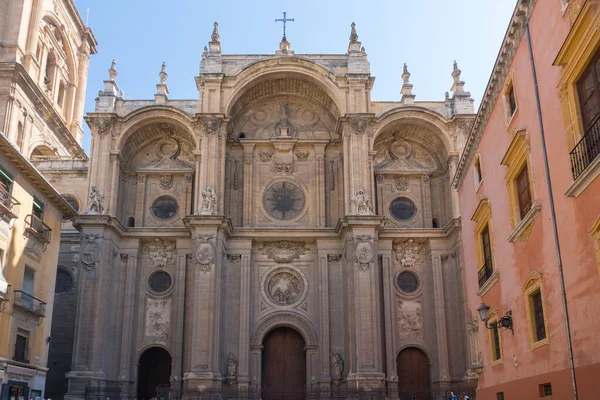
262 327 306 400
137 347 172 400
396 347 431 400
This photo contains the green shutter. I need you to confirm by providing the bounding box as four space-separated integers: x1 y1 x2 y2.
0 168 13 183
33 198 44 211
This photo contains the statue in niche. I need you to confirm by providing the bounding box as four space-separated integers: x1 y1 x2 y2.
199 187 217 214
85 186 104 214
225 353 238 386
330 353 345 387
351 189 372 215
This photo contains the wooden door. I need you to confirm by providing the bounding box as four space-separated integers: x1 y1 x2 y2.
262 327 306 400
397 347 431 400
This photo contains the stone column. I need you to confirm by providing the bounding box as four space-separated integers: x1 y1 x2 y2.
342 216 386 389
117 253 140 396
197 117 225 213
316 248 331 386
23 0 43 73
343 115 375 215
108 151 121 215
241 143 255 226
70 42 91 143
237 251 251 388
315 144 326 227
183 215 230 390
65 217 113 398
170 251 189 395
135 174 146 224
379 240 398 382
432 252 451 394
421 175 432 227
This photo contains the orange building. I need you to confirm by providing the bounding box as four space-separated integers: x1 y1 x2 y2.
453 0 600 399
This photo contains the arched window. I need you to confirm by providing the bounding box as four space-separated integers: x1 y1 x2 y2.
57 81 66 111
126 216 135 227
44 52 57 93
16 122 24 150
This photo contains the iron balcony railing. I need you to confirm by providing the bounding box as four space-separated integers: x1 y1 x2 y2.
0 186 20 220
24 214 52 243
478 257 494 289
570 116 600 179
13 290 46 317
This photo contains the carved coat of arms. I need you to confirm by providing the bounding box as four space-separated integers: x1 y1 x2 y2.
196 234 215 272
160 174 173 190
81 234 100 271
354 235 374 272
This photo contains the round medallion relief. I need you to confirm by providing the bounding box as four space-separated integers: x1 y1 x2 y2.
263 267 307 307
263 181 305 221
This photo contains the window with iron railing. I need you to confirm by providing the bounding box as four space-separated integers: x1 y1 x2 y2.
572 49 600 178
24 214 52 243
13 290 46 317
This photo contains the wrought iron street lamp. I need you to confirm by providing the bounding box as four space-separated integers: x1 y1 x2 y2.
477 303 513 334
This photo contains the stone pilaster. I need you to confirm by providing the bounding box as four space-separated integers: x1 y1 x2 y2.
236 250 252 388
342 114 376 215
182 215 231 390
341 216 386 389
196 117 226 214
117 253 140 397
431 252 451 395
378 240 398 382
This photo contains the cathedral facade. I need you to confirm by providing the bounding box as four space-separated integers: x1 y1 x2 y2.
43 22 480 400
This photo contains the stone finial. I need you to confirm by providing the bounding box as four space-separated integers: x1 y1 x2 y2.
402 63 411 84
159 62 168 84
203 46 208 54
211 21 220 42
449 60 473 116
349 22 359 43
108 59 117 81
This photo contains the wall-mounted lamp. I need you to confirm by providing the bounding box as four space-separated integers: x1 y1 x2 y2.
477 303 513 334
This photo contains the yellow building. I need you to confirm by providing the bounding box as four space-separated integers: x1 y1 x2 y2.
0 132 76 399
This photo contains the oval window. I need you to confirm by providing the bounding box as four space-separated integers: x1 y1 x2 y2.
397 271 419 293
148 271 172 294
389 197 416 221
151 196 178 220
55 268 73 294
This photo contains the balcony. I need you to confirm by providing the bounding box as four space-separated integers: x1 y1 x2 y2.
570 116 600 179
0 186 20 220
13 290 46 317
478 257 494 289
24 214 51 244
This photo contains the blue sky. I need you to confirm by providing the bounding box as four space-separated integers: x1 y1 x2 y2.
73 0 516 153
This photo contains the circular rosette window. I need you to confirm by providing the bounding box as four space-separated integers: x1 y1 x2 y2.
263 181 305 221
148 270 173 294
151 196 178 220
389 197 417 221
262 266 308 308
396 271 420 294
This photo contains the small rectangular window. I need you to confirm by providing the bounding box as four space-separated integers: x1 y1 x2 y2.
539 382 552 396
32 197 44 220
481 226 492 264
532 290 547 341
516 165 532 219
497 392 504 400
474 158 483 185
507 83 517 117
14 329 28 363
491 323 502 361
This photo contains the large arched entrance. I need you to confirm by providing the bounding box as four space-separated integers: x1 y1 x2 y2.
396 347 431 400
137 347 172 400
262 327 306 400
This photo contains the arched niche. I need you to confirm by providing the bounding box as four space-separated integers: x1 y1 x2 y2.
31 145 57 159
227 73 341 141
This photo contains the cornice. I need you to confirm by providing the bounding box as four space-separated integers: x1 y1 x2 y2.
0 132 77 217
452 0 536 189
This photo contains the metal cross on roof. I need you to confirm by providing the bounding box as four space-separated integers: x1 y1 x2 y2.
275 12 294 41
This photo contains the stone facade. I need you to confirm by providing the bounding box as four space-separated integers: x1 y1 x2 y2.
43 21 477 400
0 1 94 399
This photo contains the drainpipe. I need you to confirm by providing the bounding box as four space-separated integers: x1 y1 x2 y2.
525 23 579 400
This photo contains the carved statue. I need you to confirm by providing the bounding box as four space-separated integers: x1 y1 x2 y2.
85 186 104 214
225 353 238 386
351 189 372 215
330 353 345 387
199 187 217 214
